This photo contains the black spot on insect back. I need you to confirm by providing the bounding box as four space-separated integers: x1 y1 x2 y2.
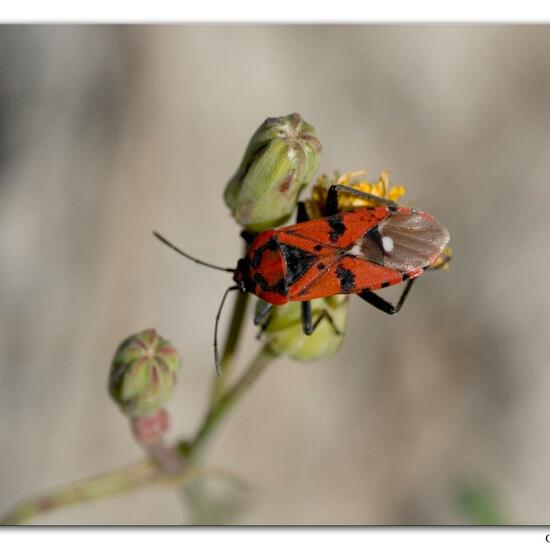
280 243 316 286
336 264 356 293
328 214 346 243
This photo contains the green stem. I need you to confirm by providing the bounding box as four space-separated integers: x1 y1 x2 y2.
191 345 276 459
0 460 193 525
181 346 275 524
184 250 250 524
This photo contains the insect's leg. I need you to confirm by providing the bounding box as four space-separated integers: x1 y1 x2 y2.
254 301 274 340
296 201 309 223
254 300 273 326
255 321 269 339
358 278 416 315
325 184 397 216
301 301 313 335
240 230 256 245
301 301 342 336
310 309 341 336
255 324 268 340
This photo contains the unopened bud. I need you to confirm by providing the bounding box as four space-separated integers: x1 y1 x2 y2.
258 296 348 361
109 329 182 418
224 113 322 231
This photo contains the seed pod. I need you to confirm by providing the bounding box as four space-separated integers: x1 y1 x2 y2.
109 329 182 418
257 296 348 361
224 113 322 232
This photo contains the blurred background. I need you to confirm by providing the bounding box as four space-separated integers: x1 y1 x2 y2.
0 25 549 525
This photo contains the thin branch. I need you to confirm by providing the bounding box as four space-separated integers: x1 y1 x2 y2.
191 346 276 459
1 347 275 525
181 345 276 524
1 460 179 525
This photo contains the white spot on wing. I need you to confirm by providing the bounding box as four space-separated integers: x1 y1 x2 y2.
381 236 394 253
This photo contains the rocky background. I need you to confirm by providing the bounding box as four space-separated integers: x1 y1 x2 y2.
1 25 549 524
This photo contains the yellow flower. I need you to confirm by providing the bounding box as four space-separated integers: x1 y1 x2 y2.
431 246 453 271
305 169 406 219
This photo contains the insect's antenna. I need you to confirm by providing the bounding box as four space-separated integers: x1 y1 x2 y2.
214 285 240 376
153 231 235 273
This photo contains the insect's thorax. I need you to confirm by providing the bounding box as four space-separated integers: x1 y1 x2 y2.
237 230 289 305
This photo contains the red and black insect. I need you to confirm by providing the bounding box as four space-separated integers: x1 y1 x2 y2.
154 185 450 373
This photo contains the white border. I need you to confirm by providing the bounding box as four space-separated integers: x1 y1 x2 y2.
1 1 550 22
1 3 549 548
3 528 550 550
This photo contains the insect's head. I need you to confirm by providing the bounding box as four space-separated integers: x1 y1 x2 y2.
233 258 253 294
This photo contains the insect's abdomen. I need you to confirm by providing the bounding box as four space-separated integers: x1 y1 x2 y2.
245 231 289 305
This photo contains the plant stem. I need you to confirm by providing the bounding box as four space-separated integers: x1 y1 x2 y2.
0 460 193 525
144 441 186 475
131 409 185 475
183 252 251 524
180 345 276 524
189 346 276 459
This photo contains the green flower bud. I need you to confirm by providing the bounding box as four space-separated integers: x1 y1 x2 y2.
109 329 182 418
258 296 348 361
224 113 322 232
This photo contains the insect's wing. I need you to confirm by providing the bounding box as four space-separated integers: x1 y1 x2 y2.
279 207 449 301
283 208 390 249
355 208 450 272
